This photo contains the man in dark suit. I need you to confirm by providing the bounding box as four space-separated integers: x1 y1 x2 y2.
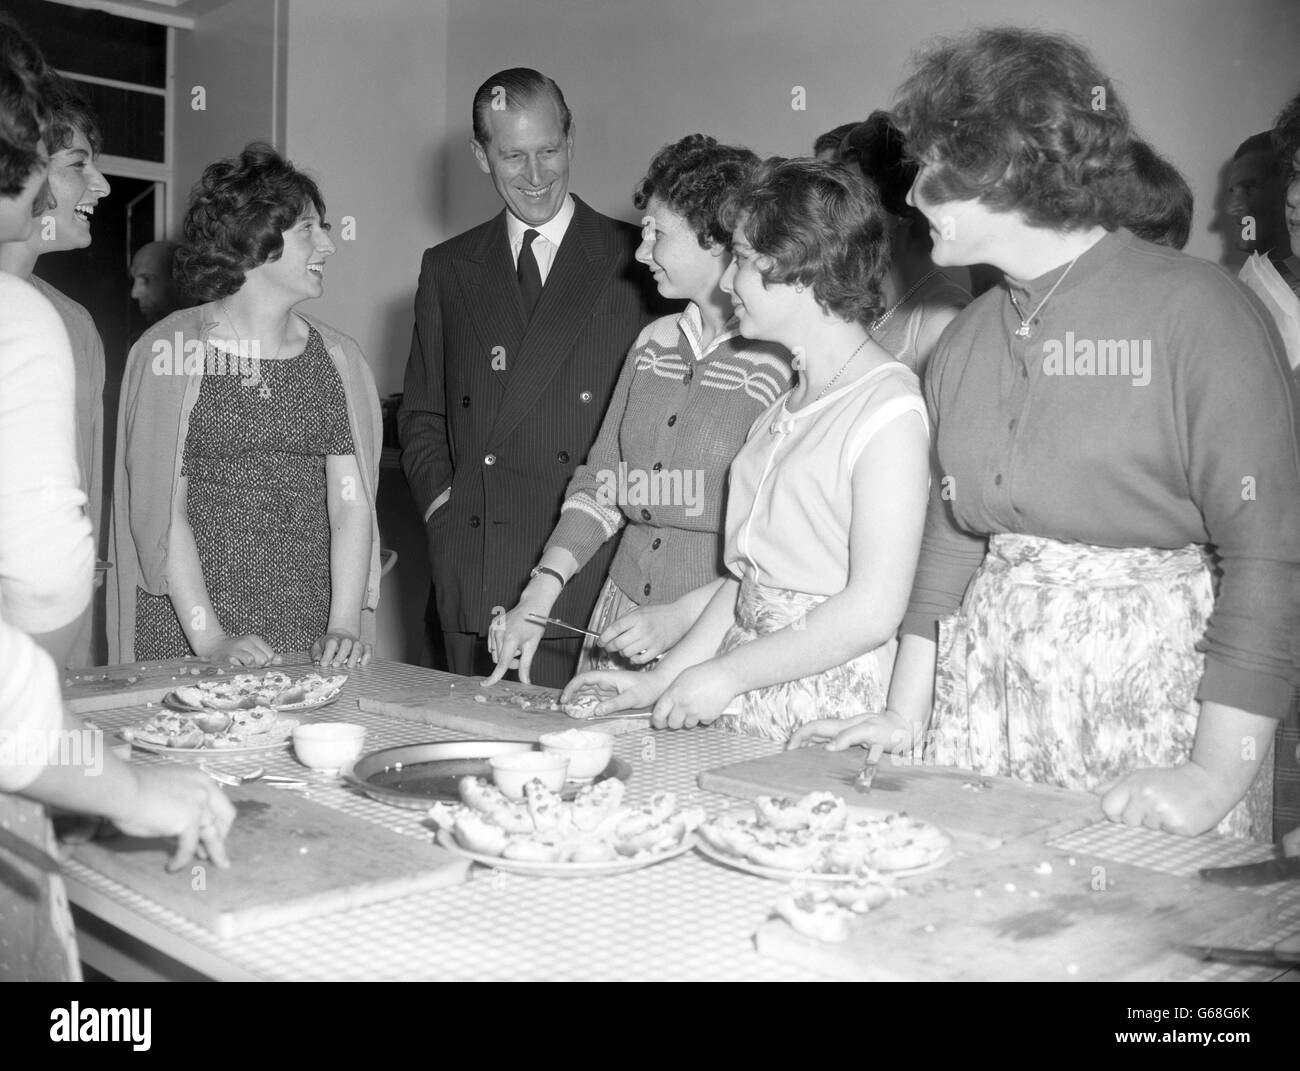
399 68 666 687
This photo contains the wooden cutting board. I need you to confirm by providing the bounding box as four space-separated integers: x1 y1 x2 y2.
699 747 1100 844
752 834 1273 981
72 784 469 938
63 658 231 714
358 677 649 740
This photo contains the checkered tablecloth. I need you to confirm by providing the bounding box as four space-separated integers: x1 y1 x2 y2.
64 659 1299 981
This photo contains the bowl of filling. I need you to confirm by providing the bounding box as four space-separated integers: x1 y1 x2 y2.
488 751 570 799
293 722 367 772
537 728 615 782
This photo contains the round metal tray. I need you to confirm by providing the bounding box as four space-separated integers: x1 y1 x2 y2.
344 739 630 810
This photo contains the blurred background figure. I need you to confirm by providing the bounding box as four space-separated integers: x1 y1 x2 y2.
841 111 971 379
1225 131 1292 274
128 238 182 325
812 120 859 162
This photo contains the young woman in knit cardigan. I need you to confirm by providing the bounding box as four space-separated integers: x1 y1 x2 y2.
486 135 791 684
562 158 931 742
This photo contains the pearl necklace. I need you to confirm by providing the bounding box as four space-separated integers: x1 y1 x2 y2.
1006 254 1082 339
871 268 943 333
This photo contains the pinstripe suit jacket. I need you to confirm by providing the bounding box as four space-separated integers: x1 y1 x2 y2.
398 196 669 635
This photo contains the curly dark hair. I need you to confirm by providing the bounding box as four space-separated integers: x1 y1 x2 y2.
893 27 1133 231
813 121 859 160
177 142 326 302
43 73 102 156
720 156 890 326
1101 140 1192 250
633 134 758 248
1274 92 1300 180
0 13 50 197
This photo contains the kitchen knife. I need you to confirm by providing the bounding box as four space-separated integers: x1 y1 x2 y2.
1197 854 1300 886
1177 932 1300 967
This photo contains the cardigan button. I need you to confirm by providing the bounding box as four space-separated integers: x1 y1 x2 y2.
652 461 662 472
643 583 651 597
667 414 677 427
640 509 651 521
652 538 661 550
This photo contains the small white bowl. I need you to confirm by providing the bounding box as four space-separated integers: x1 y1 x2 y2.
537 729 614 782
293 722 367 772
489 751 570 799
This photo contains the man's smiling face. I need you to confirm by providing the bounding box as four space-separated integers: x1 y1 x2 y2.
472 97 573 226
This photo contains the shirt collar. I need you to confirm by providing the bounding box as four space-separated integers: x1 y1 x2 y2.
506 194 575 250
678 301 742 361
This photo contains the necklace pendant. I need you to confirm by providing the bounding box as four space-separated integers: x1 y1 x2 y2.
1015 323 1031 338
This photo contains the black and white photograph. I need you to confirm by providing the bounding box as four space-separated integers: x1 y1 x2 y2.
1 0 1298 1014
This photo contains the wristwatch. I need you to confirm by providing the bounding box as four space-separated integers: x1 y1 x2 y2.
529 565 566 587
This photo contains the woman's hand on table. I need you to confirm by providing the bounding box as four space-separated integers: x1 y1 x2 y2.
560 667 670 717
312 629 371 668
649 664 738 730
111 765 236 872
597 603 689 665
1096 762 1233 836
484 602 547 685
787 709 919 753
197 633 279 667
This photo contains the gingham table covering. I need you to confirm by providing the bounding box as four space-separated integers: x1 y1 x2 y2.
64 659 1298 981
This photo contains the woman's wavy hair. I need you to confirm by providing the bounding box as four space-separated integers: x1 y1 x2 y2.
633 134 759 248
893 27 1133 230
177 141 326 302
43 73 102 156
0 13 50 197
720 156 890 325
1274 92 1300 181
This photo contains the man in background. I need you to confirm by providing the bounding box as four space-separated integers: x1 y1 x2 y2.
398 68 667 687
128 239 182 324
1225 132 1296 283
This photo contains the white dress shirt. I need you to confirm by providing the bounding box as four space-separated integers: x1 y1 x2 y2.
506 195 575 286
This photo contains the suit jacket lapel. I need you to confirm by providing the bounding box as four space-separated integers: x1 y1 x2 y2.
452 213 522 407
488 198 621 445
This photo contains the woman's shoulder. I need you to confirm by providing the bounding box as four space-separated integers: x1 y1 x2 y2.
0 271 63 335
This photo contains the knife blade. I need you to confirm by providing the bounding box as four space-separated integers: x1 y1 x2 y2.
1198 854 1300 886
1177 932 1300 966
525 613 601 640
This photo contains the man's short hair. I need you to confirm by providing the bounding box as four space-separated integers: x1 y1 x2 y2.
1234 131 1277 164
812 121 859 160
471 68 571 145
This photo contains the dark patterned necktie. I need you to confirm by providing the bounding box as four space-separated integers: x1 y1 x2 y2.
518 229 543 321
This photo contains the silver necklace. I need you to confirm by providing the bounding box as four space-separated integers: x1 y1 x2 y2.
815 337 870 401
871 268 942 332
1006 255 1081 338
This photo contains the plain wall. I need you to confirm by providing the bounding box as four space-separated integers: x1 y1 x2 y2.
284 0 449 396
172 0 286 236
443 0 1300 262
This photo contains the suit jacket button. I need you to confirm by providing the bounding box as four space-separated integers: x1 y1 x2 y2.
469 515 481 528
557 451 569 463
580 391 592 403
461 396 471 407
484 453 497 466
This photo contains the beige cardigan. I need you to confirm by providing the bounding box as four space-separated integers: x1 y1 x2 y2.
107 303 383 662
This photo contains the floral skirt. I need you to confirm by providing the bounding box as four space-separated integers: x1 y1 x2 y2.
713 576 896 743
931 533 1272 841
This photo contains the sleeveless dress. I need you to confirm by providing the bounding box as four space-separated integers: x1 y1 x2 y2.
715 361 928 741
134 327 355 658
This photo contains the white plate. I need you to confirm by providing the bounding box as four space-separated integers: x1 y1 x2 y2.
695 807 954 881
163 689 343 714
435 829 697 878
120 734 296 761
